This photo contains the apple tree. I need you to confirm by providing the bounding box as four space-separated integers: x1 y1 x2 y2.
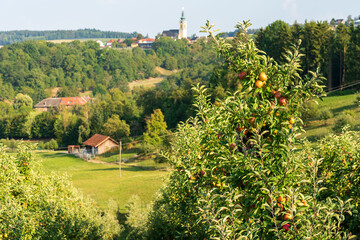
145 21 355 239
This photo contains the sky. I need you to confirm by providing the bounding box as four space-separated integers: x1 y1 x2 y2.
0 0 359 37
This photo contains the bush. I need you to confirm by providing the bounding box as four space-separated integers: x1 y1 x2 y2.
319 108 333 125
355 92 360 106
124 195 149 240
37 139 59 150
0 143 123 239
300 100 320 121
37 142 45 149
0 138 20 149
333 115 355 133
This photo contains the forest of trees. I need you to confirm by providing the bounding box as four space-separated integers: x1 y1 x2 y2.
0 19 360 147
0 29 139 45
0 37 219 146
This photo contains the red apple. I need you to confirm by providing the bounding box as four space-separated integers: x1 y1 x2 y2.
238 71 246 80
279 97 287 106
274 91 281 99
282 223 291 232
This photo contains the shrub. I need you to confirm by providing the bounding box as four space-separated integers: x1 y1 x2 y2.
354 92 360 106
144 21 355 239
47 138 59 150
319 108 333 125
0 143 123 239
0 138 20 149
37 142 45 149
124 195 149 240
333 115 355 133
300 100 320 121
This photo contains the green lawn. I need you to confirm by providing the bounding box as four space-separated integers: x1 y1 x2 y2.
36 151 170 211
301 93 360 140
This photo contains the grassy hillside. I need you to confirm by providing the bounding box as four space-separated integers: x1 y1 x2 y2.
36 151 170 211
301 93 359 140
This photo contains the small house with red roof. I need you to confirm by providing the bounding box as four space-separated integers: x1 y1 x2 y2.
83 134 118 155
138 38 155 49
106 39 115 47
34 96 92 112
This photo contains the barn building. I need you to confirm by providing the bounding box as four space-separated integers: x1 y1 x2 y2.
83 134 118 155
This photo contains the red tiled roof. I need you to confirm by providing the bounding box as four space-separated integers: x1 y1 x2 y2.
60 97 88 106
83 134 118 147
141 38 155 42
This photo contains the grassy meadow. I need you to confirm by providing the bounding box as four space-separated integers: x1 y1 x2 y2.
301 92 359 140
35 151 170 211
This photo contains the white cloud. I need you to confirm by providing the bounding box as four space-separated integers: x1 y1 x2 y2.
282 0 298 18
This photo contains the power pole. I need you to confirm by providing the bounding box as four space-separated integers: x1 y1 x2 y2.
119 140 122 177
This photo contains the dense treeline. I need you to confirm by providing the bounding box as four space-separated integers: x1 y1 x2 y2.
0 40 157 102
0 29 138 45
255 20 360 89
0 37 220 146
0 20 360 146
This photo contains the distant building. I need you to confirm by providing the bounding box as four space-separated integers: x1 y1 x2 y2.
96 40 105 48
106 39 114 47
162 29 179 39
355 20 360 27
138 38 155 49
161 8 188 40
335 19 346 25
34 96 92 112
83 134 118 155
178 8 187 39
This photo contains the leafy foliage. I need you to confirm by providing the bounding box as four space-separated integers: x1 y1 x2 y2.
0 143 122 239
144 21 356 239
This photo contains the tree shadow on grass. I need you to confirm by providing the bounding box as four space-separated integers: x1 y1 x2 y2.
38 152 76 159
89 165 167 172
331 104 357 115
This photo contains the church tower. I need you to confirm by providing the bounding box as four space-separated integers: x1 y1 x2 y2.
178 8 187 39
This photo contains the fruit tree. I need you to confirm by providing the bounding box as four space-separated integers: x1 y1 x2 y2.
145 21 356 239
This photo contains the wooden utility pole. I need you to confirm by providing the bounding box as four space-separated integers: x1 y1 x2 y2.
119 140 122 177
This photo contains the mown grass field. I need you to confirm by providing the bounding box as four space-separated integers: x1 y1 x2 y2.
36 151 170 211
301 92 359 140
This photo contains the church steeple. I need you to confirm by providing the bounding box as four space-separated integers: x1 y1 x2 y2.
180 8 185 22
179 7 187 39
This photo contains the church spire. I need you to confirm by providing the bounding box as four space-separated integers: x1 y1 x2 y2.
179 7 187 39
180 7 185 22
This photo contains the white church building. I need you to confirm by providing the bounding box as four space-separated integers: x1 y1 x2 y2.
162 8 188 40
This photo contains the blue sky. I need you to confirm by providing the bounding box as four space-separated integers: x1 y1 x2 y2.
0 0 359 37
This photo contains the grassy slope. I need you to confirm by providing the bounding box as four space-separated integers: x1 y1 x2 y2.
301 93 359 140
36 152 169 211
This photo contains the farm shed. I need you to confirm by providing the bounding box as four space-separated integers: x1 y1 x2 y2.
68 145 80 154
83 134 118 155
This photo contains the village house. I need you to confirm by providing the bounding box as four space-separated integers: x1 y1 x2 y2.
83 134 118 155
138 38 155 49
106 39 114 47
34 96 92 112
